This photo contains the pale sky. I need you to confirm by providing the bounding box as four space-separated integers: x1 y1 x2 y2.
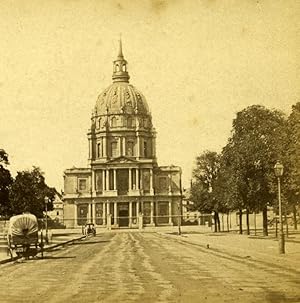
0 0 299 191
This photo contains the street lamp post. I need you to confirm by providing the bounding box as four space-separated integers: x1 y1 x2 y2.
274 161 285 254
44 196 49 243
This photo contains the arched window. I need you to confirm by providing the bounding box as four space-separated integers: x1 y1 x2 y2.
111 117 117 128
123 64 126 72
98 118 101 129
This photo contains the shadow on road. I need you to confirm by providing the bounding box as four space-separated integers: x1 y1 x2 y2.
73 240 110 245
37 256 76 260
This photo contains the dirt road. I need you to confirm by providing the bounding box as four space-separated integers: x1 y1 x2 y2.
0 232 299 303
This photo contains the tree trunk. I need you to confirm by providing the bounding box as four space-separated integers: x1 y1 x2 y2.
254 212 256 235
221 214 224 232
214 212 221 232
226 212 230 232
214 212 218 232
262 206 268 236
285 208 288 238
293 204 298 230
239 209 243 234
246 209 250 235
217 212 221 232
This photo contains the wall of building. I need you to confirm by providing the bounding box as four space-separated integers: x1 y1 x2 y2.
63 202 75 228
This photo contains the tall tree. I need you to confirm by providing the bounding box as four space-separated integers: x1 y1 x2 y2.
0 149 13 216
286 102 300 229
190 151 226 232
222 105 287 235
10 167 55 217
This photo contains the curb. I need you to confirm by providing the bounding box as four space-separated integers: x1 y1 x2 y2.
0 234 87 265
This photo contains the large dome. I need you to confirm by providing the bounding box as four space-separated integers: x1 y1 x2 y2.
95 82 150 115
94 40 151 116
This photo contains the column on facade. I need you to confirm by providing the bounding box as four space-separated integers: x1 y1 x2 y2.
102 170 105 192
150 201 154 225
88 203 92 222
136 136 140 158
136 200 139 216
106 201 110 217
103 137 107 158
149 168 153 194
74 203 77 227
102 203 106 225
140 169 143 191
168 201 172 224
92 203 96 224
122 137 126 156
128 168 132 190
113 169 117 190
106 169 109 190
88 138 92 160
114 202 117 226
168 173 172 195
118 137 122 157
129 201 132 227
152 136 156 158
135 168 139 190
91 170 95 193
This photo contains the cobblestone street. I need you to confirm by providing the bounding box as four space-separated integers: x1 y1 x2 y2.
0 231 299 303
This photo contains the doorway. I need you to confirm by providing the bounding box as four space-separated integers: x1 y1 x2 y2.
118 203 129 227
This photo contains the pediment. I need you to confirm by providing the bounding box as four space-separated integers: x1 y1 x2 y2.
106 156 138 164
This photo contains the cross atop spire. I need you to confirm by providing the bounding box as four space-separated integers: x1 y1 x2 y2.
112 38 130 83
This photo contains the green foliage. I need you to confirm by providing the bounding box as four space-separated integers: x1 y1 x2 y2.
286 102 300 204
0 149 13 216
190 151 227 213
9 167 55 218
220 105 287 212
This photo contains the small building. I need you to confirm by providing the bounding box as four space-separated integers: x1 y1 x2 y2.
47 191 64 223
62 41 182 228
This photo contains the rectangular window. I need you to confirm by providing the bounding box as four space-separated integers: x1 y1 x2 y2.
77 204 88 226
111 142 118 157
159 177 167 191
158 201 169 224
143 202 151 224
97 143 101 158
96 171 103 191
127 141 134 156
78 179 87 191
95 203 103 225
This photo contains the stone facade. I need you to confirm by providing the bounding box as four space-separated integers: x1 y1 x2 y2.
63 41 182 228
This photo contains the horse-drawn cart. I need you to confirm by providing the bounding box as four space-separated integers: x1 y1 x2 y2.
7 213 44 260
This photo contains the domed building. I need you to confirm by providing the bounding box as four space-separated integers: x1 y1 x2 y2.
63 41 182 228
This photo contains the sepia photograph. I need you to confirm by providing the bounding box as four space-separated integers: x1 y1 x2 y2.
0 1 299 302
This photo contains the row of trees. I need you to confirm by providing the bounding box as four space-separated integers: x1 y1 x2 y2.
0 149 54 218
190 103 300 235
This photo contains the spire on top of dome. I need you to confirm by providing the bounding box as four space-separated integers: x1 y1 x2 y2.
117 39 124 59
112 38 130 83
